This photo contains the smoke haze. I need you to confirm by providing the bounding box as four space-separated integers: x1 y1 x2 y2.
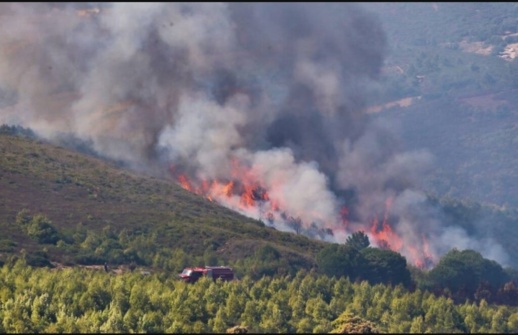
0 3 509 266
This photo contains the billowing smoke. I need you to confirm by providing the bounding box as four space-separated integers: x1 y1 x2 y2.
0 3 509 266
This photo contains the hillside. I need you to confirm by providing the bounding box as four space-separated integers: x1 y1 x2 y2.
0 1 517 286
374 94 518 208
2 127 518 273
0 130 325 276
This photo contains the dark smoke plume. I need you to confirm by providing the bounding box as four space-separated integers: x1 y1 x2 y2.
0 3 509 266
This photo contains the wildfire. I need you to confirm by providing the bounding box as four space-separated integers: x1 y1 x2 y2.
369 197 403 251
367 197 435 267
176 172 274 212
171 162 435 268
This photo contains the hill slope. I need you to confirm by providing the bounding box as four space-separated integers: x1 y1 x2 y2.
0 131 325 275
2 126 518 274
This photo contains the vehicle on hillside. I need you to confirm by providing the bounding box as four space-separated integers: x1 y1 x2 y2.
179 266 234 283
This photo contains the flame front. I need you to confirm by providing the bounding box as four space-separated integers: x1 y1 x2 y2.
171 160 436 268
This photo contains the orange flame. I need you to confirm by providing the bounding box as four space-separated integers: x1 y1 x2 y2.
369 197 403 251
178 174 194 192
171 162 435 268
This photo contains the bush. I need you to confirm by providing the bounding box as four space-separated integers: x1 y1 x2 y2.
0 239 17 252
74 252 106 265
24 251 54 268
26 215 61 244
16 210 61 245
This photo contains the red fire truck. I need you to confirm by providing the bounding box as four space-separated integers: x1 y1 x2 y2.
179 266 234 283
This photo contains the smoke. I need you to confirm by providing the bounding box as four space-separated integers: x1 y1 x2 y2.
0 3 510 266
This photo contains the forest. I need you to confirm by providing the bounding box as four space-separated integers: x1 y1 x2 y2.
1 259 518 333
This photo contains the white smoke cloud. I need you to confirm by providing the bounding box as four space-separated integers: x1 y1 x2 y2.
158 92 248 179
249 148 339 227
294 59 341 116
437 226 510 266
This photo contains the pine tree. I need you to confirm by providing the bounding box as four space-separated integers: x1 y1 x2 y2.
100 305 126 333
210 308 230 333
330 312 380 334
345 231 370 250
409 315 425 333
507 312 518 333
240 300 263 332
490 306 509 333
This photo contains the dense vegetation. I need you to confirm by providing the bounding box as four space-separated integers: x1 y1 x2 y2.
1 261 518 333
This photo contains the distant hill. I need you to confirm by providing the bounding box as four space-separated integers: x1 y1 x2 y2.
358 3 518 210
374 93 518 209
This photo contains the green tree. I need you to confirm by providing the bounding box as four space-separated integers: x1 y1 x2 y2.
490 306 509 333
296 317 314 333
423 297 466 333
305 294 331 323
15 209 32 227
259 300 289 333
345 231 370 251
86 284 112 311
347 281 372 316
409 315 425 333
138 310 163 333
30 292 54 332
26 215 60 245
240 300 263 332
428 249 508 301
507 312 518 333
461 302 482 333
225 290 244 326
330 312 380 334
100 306 126 333
316 244 366 280
2 294 35 333
204 280 229 317
210 308 230 333
129 283 151 311
361 248 412 287
46 305 80 333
